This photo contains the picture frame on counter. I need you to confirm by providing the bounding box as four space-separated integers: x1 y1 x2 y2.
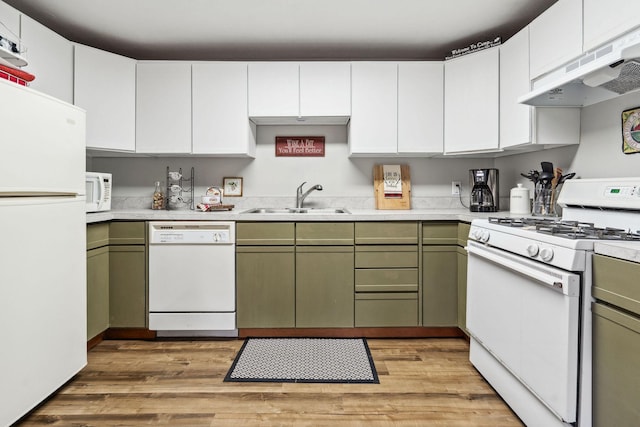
223 177 243 197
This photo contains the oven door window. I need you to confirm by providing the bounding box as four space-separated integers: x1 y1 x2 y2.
466 241 580 423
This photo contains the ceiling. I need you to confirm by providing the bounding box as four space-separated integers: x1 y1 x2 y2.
4 0 558 61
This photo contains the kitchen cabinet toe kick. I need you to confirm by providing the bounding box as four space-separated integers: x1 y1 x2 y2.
237 327 465 339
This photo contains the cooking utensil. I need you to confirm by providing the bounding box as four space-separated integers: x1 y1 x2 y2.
550 167 562 212
541 162 554 174
521 170 540 185
558 172 576 185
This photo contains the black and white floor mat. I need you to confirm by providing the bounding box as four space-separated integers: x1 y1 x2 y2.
224 337 379 384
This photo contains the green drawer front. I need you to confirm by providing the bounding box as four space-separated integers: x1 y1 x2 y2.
296 222 354 245
237 246 294 254
593 254 640 315
355 293 418 327
354 222 418 244
422 222 458 245
236 222 295 245
355 269 418 292
355 246 418 268
87 222 110 250
457 222 471 246
110 221 146 245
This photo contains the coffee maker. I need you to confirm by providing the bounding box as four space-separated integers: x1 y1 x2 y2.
469 169 499 212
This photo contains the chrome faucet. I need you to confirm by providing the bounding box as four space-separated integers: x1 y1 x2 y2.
296 181 323 208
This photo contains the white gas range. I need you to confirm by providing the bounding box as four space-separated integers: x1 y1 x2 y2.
466 177 640 427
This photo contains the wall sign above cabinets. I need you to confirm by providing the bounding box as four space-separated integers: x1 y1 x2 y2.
275 136 325 157
445 36 501 60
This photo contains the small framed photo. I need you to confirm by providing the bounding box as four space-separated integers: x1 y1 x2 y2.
223 177 243 197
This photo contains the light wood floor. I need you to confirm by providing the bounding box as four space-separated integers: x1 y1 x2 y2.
17 338 524 426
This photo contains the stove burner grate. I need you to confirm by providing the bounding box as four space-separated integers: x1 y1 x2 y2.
488 217 640 241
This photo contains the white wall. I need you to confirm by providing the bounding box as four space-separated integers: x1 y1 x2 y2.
92 124 493 205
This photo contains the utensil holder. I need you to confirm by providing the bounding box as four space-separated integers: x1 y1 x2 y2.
532 187 557 217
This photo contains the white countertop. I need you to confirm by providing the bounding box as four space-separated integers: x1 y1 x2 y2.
594 241 640 264
87 208 502 224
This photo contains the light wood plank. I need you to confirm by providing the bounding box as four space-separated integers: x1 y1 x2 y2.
17 339 523 426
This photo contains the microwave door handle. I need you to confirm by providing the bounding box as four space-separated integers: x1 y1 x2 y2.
467 243 578 296
97 178 105 210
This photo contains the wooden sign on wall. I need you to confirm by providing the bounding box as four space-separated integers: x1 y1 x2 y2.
275 136 325 157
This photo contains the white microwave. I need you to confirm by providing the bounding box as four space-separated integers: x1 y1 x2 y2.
86 172 112 212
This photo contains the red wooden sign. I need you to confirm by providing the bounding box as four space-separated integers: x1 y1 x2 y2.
275 136 325 157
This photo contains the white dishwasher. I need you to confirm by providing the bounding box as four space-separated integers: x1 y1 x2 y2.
148 221 237 337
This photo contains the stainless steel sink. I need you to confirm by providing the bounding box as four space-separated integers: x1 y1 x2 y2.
241 207 351 214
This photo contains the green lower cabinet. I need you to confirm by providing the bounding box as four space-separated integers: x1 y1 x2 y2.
355 293 418 327
456 246 468 332
296 246 354 328
109 245 147 328
86 246 109 340
236 246 295 328
422 246 458 326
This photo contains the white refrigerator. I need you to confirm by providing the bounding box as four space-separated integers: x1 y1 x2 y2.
0 80 87 426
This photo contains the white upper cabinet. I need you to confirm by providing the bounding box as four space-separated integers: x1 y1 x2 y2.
349 62 398 155
299 62 351 117
500 28 531 148
529 0 582 79
192 62 256 157
136 61 192 154
74 44 136 152
397 61 444 155
583 0 640 51
20 15 73 103
444 48 499 154
0 2 21 62
248 62 299 117
500 28 580 151
248 62 351 122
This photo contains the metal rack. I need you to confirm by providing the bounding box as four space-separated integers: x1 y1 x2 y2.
166 166 194 210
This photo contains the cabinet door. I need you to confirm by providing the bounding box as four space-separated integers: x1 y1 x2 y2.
192 62 256 157
248 62 299 117
236 247 295 328
136 61 191 154
299 62 351 117
444 48 499 154
349 62 398 155
398 62 444 155
529 0 583 79
296 246 354 328
499 28 581 150
20 15 73 103
423 246 458 326
74 44 136 151
87 246 109 340
109 246 146 328
584 0 640 51
500 27 532 149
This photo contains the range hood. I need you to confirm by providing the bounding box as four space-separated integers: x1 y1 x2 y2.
519 27 640 107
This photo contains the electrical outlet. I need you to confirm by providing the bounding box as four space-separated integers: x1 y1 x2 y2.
452 181 461 195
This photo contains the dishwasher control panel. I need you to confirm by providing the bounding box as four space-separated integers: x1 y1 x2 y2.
149 221 235 244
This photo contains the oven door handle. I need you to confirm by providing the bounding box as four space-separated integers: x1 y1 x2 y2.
467 242 579 296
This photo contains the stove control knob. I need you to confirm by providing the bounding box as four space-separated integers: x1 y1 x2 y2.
540 247 554 262
526 244 539 257
471 229 481 241
480 230 490 242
